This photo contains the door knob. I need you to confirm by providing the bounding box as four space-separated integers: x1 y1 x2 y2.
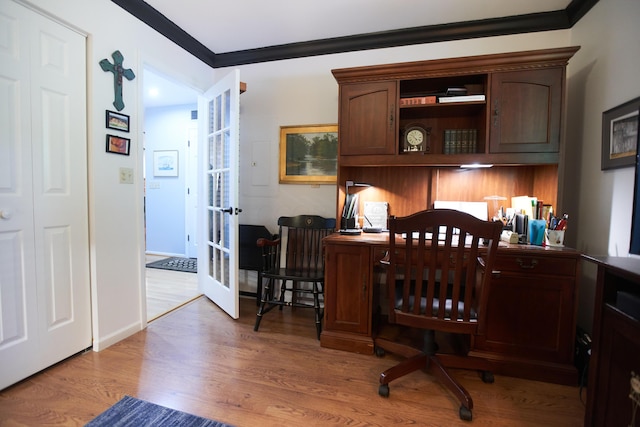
0 209 12 219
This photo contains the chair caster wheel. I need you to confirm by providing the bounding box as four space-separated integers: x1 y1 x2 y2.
378 384 389 397
459 405 472 421
481 370 494 383
374 346 385 357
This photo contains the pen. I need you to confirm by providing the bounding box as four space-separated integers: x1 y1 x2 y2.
364 215 373 227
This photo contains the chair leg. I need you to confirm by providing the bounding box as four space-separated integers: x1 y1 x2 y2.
427 354 474 415
313 281 322 340
256 271 263 307
379 353 429 386
278 279 288 310
254 277 274 332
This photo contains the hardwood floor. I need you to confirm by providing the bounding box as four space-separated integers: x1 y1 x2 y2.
0 296 586 426
145 254 201 321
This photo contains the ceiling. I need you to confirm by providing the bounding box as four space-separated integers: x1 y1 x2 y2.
136 0 598 107
143 0 573 54
117 0 597 68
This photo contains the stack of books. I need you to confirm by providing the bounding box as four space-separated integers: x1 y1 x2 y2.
399 95 436 106
437 87 486 103
443 129 478 154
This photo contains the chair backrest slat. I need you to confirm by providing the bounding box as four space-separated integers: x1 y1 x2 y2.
276 215 336 272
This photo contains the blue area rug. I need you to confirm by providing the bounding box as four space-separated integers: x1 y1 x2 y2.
86 396 232 427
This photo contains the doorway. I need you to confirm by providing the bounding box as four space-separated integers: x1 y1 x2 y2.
143 67 202 321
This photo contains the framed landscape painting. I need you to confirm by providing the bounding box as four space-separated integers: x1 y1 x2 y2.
279 124 338 184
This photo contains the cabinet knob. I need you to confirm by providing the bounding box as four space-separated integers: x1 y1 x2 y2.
0 209 12 220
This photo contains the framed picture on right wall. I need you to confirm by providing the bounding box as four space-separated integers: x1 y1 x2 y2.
601 96 640 170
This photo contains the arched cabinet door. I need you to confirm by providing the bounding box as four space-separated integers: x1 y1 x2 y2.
338 81 397 156
489 67 563 154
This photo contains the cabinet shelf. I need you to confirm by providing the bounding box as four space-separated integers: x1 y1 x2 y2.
399 100 486 109
339 151 559 167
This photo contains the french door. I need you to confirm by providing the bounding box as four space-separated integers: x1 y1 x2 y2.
198 70 241 318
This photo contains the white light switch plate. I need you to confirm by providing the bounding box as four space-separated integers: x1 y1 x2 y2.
119 167 134 184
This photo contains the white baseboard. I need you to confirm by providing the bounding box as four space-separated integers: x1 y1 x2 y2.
92 321 142 352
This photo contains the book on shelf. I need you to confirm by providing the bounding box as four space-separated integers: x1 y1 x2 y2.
399 96 436 106
443 128 478 154
445 87 467 96
438 94 486 103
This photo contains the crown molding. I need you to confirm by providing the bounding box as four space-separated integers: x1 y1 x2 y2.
112 0 598 69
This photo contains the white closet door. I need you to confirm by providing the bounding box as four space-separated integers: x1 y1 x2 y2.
0 0 91 390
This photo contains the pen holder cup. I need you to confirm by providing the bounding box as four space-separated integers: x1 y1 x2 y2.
341 217 356 230
546 229 565 247
528 219 546 246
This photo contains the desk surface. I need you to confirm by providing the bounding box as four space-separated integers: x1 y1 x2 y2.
323 231 579 256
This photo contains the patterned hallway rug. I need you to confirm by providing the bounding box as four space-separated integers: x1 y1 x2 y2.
86 395 233 427
146 257 197 273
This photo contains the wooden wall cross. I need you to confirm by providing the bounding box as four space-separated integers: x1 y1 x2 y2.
99 50 135 111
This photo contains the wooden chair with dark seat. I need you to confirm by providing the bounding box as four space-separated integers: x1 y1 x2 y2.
375 208 502 421
254 215 336 339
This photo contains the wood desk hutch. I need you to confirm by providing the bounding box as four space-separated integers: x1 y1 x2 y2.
320 47 581 385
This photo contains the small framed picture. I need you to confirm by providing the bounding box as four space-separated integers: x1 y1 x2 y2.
106 134 130 156
106 110 130 132
602 96 640 170
153 150 179 177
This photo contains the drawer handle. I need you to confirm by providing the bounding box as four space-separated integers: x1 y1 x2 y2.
516 258 538 269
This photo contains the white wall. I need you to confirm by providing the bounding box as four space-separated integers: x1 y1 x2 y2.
22 0 217 349
145 104 197 256
565 0 640 331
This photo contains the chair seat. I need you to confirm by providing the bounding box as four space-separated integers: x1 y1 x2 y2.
395 296 477 321
262 268 324 282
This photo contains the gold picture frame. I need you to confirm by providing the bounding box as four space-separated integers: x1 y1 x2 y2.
279 124 338 184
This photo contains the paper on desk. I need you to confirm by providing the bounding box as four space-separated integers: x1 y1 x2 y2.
363 201 388 230
511 196 537 219
433 200 488 221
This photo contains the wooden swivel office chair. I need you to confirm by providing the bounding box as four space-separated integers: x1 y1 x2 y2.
254 215 336 339
375 208 502 421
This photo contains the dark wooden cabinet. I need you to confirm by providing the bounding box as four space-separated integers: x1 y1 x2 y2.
490 68 564 154
321 234 387 354
339 81 396 156
583 256 640 427
471 248 580 384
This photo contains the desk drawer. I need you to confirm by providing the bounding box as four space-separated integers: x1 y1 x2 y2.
494 253 576 276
